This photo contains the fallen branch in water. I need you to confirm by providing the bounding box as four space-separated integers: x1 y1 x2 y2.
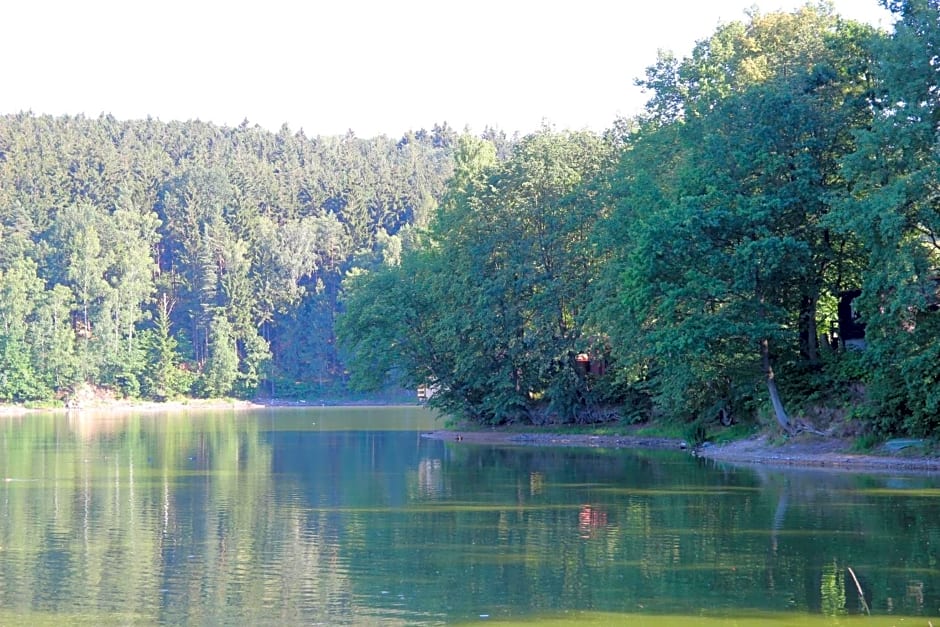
847 566 871 615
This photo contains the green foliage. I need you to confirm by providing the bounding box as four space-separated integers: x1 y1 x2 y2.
596 5 882 431
0 113 455 401
0 258 51 401
337 254 437 393
236 329 272 395
854 315 940 437
141 295 196 400
832 0 940 436
339 130 619 423
783 349 868 417
852 431 883 452
33 284 80 391
201 313 239 398
336 5 938 433
709 421 759 445
682 420 710 447
0 2 937 438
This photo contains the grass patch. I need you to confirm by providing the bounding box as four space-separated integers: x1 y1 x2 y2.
852 432 882 452
22 399 64 410
632 422 688 439
708 421 759 444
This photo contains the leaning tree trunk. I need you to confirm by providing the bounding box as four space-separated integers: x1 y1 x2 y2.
760 338 791 434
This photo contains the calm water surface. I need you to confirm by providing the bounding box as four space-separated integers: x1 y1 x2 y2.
1 407 939 625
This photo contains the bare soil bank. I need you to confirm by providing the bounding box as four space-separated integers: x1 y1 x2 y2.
422 429 940 473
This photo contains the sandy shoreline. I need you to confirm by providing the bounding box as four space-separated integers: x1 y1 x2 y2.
422 429 940 474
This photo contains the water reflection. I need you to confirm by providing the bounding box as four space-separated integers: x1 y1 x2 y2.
577 505 608 539
1 410 939 625
417 458 446 499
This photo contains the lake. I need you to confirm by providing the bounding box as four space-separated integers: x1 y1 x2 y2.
0 406 938 626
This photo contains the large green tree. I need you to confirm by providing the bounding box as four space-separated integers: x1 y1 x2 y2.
598 5 880 430
837 0 940 434
340 130 617 423
141 294 194 400
0 258 46 401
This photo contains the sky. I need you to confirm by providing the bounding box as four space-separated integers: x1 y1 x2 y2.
2 0 894 138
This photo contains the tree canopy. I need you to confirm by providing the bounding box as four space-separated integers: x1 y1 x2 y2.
0 114 456 401
338 1 940 440
2 2 938 444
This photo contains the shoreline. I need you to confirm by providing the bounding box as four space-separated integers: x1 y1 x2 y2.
0 398 264 417
4 399 936 474
0 398 421 417
422 429 940 474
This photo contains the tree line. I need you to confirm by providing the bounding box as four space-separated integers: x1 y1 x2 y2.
339 0 940 440
0 112 476 401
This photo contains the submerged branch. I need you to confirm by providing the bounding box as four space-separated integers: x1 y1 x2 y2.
847 566 871 615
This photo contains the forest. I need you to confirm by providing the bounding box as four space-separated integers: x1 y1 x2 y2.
1 1 938 440
0 112 476 401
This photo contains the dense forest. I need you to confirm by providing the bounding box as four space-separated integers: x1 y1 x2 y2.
0 111 489 401
339 0 940 440
1 1 937 441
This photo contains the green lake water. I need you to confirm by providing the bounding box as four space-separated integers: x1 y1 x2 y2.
1 406 939 626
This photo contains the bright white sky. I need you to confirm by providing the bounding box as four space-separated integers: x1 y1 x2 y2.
2 0 894 138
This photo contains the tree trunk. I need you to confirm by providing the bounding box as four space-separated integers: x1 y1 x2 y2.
761 338 791 433
799 294 820 364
